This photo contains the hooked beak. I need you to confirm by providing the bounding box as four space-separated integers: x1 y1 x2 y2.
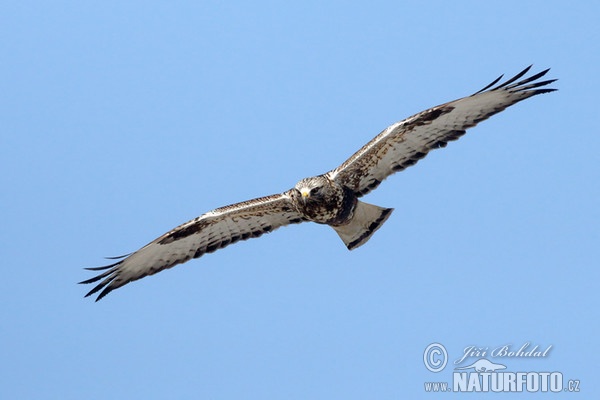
300 188 310 199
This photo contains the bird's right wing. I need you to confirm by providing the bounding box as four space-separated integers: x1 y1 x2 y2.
80 191 305 301
329 66 557 196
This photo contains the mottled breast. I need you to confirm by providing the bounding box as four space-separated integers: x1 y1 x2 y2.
293 175 357 225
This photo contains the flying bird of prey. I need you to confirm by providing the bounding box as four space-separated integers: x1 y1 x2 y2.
81 66 556 301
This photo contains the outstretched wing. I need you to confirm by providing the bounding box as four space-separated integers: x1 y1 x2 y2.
329 66 557 196
80 191 305 301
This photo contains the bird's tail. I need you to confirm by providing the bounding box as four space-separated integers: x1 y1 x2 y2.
331 200 393 250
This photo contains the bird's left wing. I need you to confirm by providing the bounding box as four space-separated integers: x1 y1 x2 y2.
329 66 557 196
80 191 305 301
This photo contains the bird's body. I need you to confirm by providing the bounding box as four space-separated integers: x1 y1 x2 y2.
81 66 557 301
294 175 351 224
294 175 393 249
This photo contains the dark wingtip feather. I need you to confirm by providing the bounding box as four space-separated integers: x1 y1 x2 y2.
472 64 533 95
94 287 113 302
472 66 557 97
529 88 558 96
490 65 533 90
512 68 551 87
104 253 131 260
78 268 112 285
79 276 102 285
473 74 504 95
83 284 103 298
79 259 123 300
82 278 114 301
513 78 558 92
84 264 117 272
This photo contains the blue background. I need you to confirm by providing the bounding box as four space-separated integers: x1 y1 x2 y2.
1 1 598 398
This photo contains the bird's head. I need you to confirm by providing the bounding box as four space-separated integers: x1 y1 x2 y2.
294 175 330 202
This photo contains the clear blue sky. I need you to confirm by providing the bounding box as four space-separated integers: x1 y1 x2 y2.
1 1 598 399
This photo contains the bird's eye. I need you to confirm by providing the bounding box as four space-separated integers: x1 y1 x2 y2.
310 187 320 195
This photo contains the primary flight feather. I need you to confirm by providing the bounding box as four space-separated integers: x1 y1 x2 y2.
81 66 557 301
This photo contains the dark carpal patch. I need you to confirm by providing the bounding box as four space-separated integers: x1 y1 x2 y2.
159 220 205 244
411 106 454 128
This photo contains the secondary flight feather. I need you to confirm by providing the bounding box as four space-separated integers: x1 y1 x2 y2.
81 66 557 301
